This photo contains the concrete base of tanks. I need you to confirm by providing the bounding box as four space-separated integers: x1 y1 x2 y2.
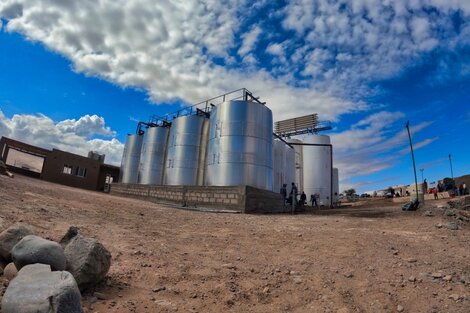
110 183 290 214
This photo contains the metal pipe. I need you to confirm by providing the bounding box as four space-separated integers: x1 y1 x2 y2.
272 133 294 149
406 121 419 202
135 121 159 135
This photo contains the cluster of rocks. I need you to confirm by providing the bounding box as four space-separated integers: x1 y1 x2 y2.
423 199 470 230
0 224 111 313
448 195 470 211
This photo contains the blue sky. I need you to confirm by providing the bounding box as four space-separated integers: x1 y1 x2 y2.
0 0 469 192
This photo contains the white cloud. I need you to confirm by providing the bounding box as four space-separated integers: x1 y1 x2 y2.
0 110 123 165
330 111 435 191
238 25 262 56
266 42 284 57
410 16 431 42
56 114 116 138
398 136 439 154
1 0 468 123
0 1 468 116
280 0 469 95
0 0 368 122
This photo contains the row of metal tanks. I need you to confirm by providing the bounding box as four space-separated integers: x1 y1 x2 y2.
119 99 339 205
120 100 274 190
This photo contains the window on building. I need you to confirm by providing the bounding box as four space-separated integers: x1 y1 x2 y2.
76 167 87 178
63 165 73 174
105 175 114 184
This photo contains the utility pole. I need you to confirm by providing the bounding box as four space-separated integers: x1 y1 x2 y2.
406 121 419 202
448 154 454 180
420 168 424 182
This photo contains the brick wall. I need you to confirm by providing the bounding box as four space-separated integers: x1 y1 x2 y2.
245 186 287 213
110 184 290 214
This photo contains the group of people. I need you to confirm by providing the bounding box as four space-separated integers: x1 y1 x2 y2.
427 179 468 199
456 183 468 196
280 183 320 208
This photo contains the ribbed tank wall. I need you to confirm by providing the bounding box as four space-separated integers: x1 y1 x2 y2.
273 139 285 193
273 140 296 193
284 144 296 190
302 135 332 206
138 126 170 185
197 119 210 186
287 138 303 192
333 168 339 205
205 100 273 190
164 115 207 186
119 134 143 184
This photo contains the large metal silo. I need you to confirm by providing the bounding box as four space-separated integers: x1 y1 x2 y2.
273 139 296 193
302 134 332 206
273 139 285 193
119 134 143 184
205 100 273 190
138 126 170 185
164 115 207 186
287 138 303 192
284 144 296 192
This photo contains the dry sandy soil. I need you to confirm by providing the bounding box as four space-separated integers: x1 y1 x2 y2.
0 174 468 313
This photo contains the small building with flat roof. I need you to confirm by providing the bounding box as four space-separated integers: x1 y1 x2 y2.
0 136 119 191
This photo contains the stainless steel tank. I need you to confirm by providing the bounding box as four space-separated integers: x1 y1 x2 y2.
287 138 303 192
138 126 170 185
284 143 296 192
205 100 273 190
302 134 332 206
273 139 285 193
164 115 207 186
273 139 296 193
119 134 143 184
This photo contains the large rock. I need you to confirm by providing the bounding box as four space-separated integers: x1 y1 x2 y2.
12 235 66 271
0 224 34 260
64 235 111 290
1 264 83 313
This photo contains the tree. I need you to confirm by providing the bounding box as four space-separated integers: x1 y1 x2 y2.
344 188 356 197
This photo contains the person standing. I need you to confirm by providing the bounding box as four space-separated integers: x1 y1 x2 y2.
290 182 298 209
433 187 438 200
310 194 318 208
280 184 287 204
300 191 307 205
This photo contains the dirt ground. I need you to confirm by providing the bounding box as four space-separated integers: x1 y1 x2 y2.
0 174 468 313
